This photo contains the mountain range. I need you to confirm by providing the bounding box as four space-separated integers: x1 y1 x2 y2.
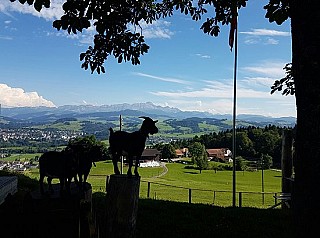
0 102 296 127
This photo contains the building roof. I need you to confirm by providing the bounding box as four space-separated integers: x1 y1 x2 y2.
206 149 225 155
142 148 161 157
175 149 184 156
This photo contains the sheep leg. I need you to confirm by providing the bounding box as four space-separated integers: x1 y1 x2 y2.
134 156 140 176
127 156 133 177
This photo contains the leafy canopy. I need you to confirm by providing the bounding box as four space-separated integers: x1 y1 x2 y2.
11 0 249 74
11 0 293 95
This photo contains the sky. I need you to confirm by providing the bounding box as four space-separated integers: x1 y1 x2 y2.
0 0 296 118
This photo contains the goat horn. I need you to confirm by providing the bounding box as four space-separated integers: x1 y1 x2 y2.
139 116 150 120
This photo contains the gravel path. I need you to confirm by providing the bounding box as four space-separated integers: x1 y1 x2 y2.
151 162 168 178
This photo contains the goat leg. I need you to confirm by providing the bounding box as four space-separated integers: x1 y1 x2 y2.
48 177 54 194
127 156 133 177
112 155 121 175
134 156 140 177
39 174 45 195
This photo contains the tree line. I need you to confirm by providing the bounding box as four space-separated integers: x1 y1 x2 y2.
155 125 292 169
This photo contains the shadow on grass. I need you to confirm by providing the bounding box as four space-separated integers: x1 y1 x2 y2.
183 171 199 175
0 172 293 238
0 170 39 238
92 193 293 238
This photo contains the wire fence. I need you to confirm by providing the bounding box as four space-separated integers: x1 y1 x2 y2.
90 175 281 208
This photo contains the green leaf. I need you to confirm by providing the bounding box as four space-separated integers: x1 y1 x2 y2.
34 0 42 12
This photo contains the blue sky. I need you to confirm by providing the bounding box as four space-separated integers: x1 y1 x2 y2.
0 0 296 117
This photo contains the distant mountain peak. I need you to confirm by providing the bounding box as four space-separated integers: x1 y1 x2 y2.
1 102 296 127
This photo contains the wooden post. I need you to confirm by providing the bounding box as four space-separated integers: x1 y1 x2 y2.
105 174 140 238
281 129 293 208
239 192 242 208
106 175 110 192
188 189 192 204
25 182 92 238
147 182 150 198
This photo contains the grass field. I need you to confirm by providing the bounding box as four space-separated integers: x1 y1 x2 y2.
1 153 42 161
0 170 292 238
26 160 282 208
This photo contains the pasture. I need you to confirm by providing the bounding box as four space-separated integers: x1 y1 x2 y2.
27 160 282 208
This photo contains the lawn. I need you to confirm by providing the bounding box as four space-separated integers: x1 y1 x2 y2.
26 160 282 208
0 169 291 238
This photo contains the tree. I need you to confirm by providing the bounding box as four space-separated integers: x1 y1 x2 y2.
235 156 247 171
66 135 108 160
11 0 320 236
260 154 273 170
161 144 176 160
189 142 208 173
236 132 254 157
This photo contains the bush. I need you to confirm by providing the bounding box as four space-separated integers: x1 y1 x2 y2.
208 161 233 171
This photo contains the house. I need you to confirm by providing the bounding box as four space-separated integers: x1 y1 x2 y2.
141 148 161 162
175 148 189 158
175 149 184 158
206 148 232 162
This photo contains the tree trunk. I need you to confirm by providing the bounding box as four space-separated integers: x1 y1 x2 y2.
291 0 320 236
105 175 140 238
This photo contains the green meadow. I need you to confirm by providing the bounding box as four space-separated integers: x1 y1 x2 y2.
27 160 282 208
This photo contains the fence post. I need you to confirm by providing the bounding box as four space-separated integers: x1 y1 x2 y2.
189 189 192 204
274 192 278 206
213 191 216 204
106 175 110 192
147 182 150 198
239 192 242 208
281 129 293 209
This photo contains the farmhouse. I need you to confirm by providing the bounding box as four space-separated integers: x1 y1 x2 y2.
141 148 161 162
206 148 232 162
175 149 184 158
139 148 161 168
175 148 188 158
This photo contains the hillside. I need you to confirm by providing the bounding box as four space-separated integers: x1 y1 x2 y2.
0 102 296 143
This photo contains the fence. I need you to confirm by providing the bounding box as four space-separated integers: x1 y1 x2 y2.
139 180 279 208
91 176 282 208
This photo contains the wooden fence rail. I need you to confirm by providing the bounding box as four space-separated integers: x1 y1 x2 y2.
95 177 281 208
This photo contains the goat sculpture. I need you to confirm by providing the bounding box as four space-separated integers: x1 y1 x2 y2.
109 116 158 176
39 150 77 195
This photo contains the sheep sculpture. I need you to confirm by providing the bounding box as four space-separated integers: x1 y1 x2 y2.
109 116 158 177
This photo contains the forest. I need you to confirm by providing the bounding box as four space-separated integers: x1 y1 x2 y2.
163 125 292 168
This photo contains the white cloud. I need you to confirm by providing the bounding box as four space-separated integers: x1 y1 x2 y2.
148 60 296 117
134 72 191 85
0 84 56 108
241 28 290 45
0 36 12 40
130 20 174 39
0 1 64 20
240 28 290 36
241 77 275 87
195 53 211 59
242 61 286 78
264 37 279 45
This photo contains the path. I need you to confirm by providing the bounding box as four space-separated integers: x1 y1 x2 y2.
151 162 168 178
